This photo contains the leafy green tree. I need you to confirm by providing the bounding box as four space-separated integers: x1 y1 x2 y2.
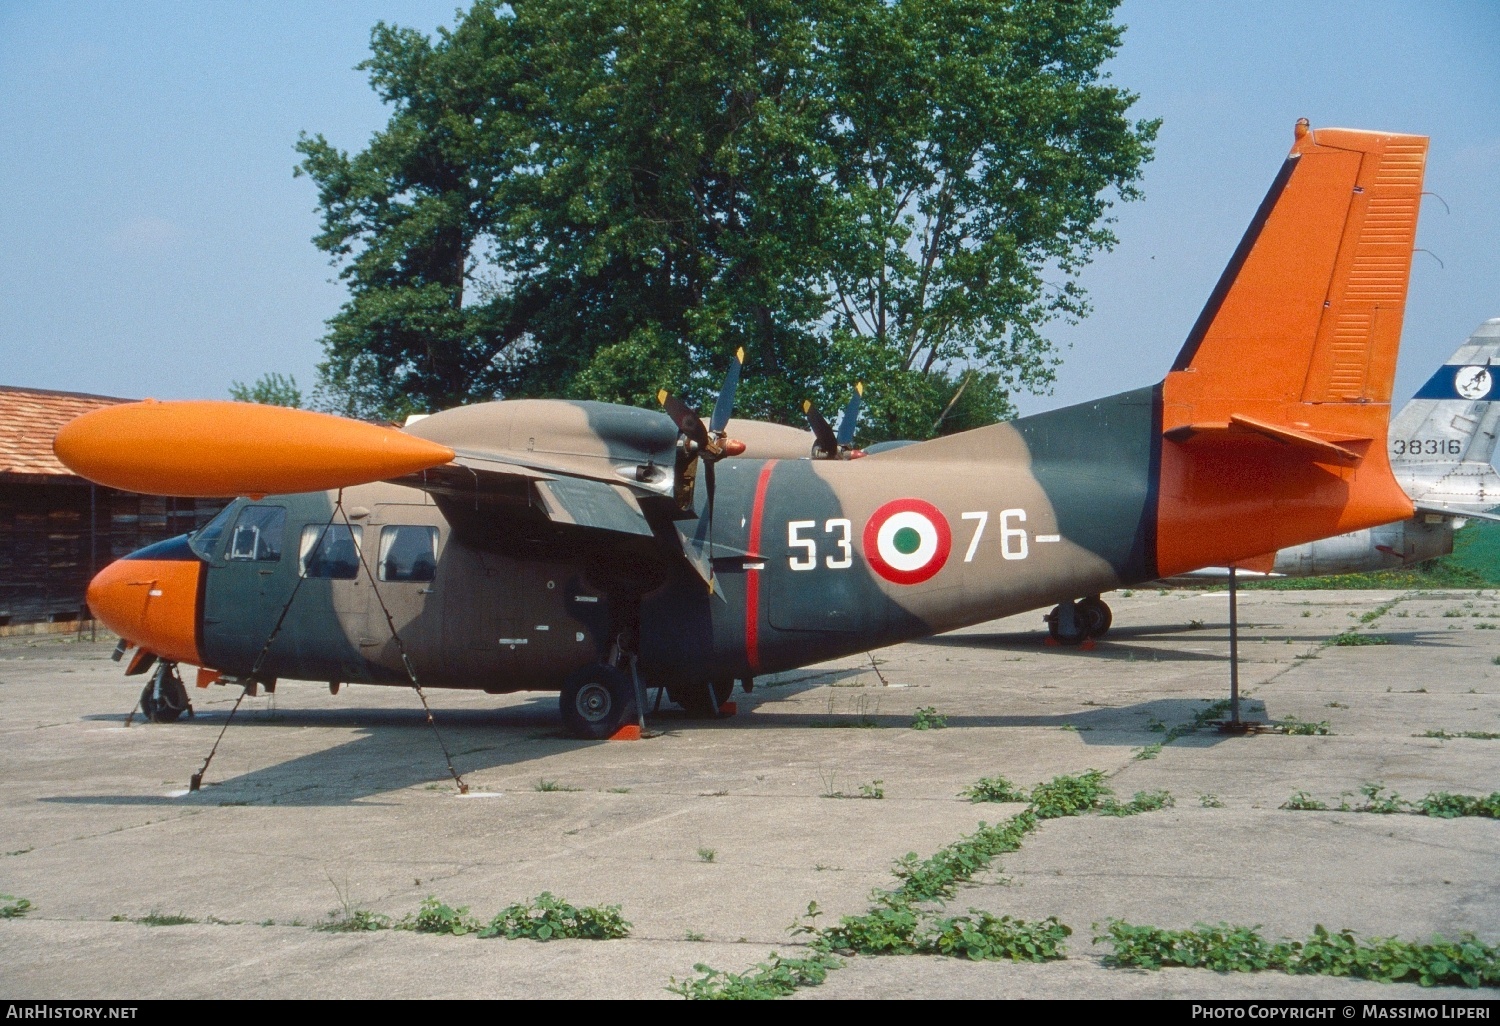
298 1 1156 440
228 372 303 408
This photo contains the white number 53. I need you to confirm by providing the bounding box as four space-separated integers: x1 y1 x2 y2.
788 519 853 570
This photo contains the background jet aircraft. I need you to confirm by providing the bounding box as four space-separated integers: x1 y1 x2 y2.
58 124 1429 741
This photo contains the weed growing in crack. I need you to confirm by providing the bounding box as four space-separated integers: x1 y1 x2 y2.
1274 717 1332 736
959 775 1028 803
1419 730 1500 741
1330 632 1390 646
480 892 630 940
667 951 841 999
318 908 390 932
1 895 31 918
397 897 481 936
1098 790 1175 817
911 706 947 730
1281 791 1328 811
1282 784 1500 819
697 847 717 863
113 910 196 926
1094 920 1500 988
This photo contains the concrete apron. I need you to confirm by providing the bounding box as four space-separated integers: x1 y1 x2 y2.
0 588 1495 999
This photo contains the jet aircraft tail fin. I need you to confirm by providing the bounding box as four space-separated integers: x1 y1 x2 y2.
1154 123 1428 576
1393 319 1500 510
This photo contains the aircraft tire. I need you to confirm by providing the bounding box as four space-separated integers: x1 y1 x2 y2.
1046 603 1088 646
668 679 734 719
139 667 191 724
559 664 638 740
1077 597 1113 639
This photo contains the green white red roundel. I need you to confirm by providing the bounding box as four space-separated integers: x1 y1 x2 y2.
863 498 952 585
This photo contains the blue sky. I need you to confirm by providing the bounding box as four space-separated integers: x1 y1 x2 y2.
0 1 1496 414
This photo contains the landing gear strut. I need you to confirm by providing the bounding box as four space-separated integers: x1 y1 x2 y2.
138 662 192 723
1046 595 1112 645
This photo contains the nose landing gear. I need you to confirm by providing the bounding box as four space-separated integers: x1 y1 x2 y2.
138 662 193 723
1045 595 1112 646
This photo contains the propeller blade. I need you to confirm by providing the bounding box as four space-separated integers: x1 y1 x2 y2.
708 347 744 434
657 390 710 448
836 382 864 448
53 400 455 498
802 399 838 458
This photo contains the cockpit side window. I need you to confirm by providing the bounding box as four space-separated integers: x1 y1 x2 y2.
226 506 287 562
378 526 439 582
300 524 362 580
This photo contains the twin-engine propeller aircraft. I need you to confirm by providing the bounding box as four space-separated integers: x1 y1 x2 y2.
59 123 1430 740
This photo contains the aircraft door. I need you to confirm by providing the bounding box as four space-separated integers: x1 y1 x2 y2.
440 549 524 687
203 502 294 661
362 510 444 680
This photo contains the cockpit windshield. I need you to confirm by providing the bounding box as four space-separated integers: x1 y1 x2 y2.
187 503 238 561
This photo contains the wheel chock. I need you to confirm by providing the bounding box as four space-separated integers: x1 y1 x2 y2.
718 701 738 717
608 724 642 741
1080 639 1096 651
1044 636 1060 647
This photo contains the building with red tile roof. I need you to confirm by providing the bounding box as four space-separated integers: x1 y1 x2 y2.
0 387 221 631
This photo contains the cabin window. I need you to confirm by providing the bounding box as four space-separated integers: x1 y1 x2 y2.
378 526 438 582
227 506 286 562
299 523 362 579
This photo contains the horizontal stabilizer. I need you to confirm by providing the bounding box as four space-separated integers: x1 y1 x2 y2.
1414 502 1500 525
1163 413 1367 465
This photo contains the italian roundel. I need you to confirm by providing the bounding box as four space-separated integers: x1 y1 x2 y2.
863 498 952 585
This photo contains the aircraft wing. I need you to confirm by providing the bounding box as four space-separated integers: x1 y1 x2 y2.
402 448 665 539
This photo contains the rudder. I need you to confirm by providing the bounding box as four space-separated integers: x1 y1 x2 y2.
1155 122 1428 577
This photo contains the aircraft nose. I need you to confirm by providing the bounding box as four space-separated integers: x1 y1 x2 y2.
87 543 203 666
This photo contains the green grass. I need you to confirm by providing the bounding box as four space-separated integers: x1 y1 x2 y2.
1419 730 1500 741
1 895 31 918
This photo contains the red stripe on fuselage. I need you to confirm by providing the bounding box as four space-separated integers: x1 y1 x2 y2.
745 460 778 673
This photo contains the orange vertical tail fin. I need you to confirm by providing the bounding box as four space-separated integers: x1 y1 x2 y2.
1156 122 1427 577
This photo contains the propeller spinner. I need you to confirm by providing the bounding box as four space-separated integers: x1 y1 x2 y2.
657 348 748 515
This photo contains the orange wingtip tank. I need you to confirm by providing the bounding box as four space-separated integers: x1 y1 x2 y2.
53 400 456 498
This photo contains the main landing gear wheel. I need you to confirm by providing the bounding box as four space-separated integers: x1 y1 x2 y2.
139 663 191 723
1076 596 1112 639
668 679 734 719
560 663 638 740
1046 597 1112 646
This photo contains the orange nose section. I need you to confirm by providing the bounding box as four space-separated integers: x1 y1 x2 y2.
87 558 202 666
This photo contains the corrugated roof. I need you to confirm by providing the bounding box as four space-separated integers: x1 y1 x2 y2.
0 385 132 479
